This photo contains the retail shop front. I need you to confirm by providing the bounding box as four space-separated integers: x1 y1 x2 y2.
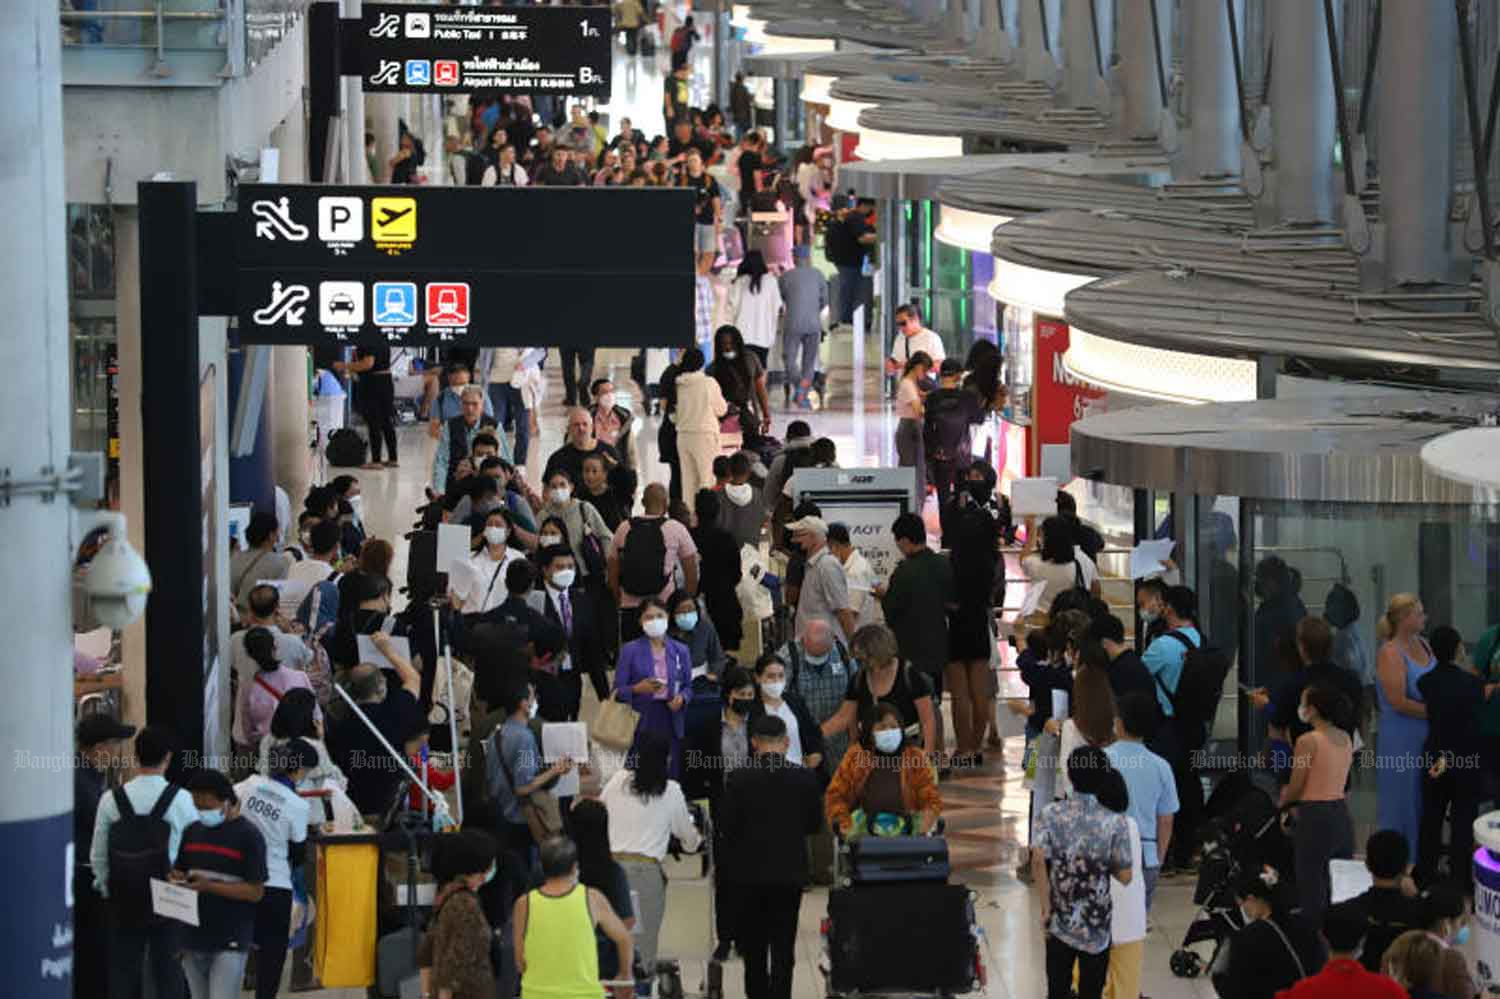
1069 391 1500 762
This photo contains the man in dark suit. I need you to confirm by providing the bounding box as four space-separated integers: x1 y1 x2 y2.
720 715 824 999
529 545 606 717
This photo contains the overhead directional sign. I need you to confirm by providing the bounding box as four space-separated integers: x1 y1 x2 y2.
213 184 694 348
357 3 610 96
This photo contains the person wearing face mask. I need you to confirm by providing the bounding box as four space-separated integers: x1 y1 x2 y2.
450 508 523 617
234 740 314 999
719 715 825 999
528 546 607 714
539 469 615 581
747 653 825 772
941 463 1003 766
326 569 401 670
489 679 578 890
230 511 290 613
824 702 941 839
416 830 504 999
610 483 701 643
615 599 695 778
668 587 727 681
707 324 772 437
1212 870 1326 999
716 452 768 548
172 770 267 999
1279 684 1356 931
1419 886 1477 999
588 378 641 471
1415 625 1485 888
683 667 757 963
514 836 636 999
329 635 423 815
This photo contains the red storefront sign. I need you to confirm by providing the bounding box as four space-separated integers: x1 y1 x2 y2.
1030 317 1107 474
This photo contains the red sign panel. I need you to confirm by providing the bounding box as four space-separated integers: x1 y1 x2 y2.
433 60 460 87
1031 317 1107 472
425 282 470 327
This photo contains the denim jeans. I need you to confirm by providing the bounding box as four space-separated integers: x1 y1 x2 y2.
835 265 865 324
182 950 250 999
487 381 530 465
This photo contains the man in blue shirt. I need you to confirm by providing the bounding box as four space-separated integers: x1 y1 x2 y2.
1140 585 1205 873
91 725 203 999
1103 693 1179 910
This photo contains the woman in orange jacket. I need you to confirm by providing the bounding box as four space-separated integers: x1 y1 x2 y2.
825 701 942 837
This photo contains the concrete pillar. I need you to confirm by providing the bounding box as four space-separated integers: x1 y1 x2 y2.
1062 0 1114 109
0 4 77 990
1021 0 1062 85
943 0 966 44
114 209 146 732
1378 1 1457 285
270 119 311 520
343 0 367 182
1118 0 1172 139
979 0 1020 61
1268 0 1336 224
367 94 399 183
1186 0 1243 178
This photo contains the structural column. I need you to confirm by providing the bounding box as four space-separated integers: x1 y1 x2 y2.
1268 0 1336 224
1186 0 1243 178
1117 0 1171 140
367 94 400 183
0 3 80 993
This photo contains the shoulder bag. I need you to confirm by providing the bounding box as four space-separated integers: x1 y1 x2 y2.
494 728 563 841
592 691 641 752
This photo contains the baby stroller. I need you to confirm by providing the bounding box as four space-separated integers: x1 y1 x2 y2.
1169 778 1295 978
819 822 988 998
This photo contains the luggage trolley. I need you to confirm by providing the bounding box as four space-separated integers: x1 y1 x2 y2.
819 825 988 999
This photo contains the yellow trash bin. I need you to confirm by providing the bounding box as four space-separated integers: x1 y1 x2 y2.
313 836 380 988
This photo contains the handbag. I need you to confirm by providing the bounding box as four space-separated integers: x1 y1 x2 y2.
494 729 563 842
592 692 641 752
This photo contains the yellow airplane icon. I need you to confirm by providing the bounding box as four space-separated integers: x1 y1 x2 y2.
371 197 417 243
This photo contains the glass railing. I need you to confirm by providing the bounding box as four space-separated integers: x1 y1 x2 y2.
59 0 312 82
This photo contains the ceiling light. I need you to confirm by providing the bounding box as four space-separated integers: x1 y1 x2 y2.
855 126 963 161
802 73 836 104
1062 327 1258 404
935 205 1014 253
986 256 1095 315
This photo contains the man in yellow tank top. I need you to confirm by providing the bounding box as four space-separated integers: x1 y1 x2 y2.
514 836 635 999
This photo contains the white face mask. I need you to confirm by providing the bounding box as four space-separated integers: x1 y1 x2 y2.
724 482 753 506
598 393 616 410
762 680 786 700
484 526 508 546
550 487 572 504
873 729 902 754
1296 704 1313 725
642 617 669 639
528 699 539 719
539 533 564 548
551 568 577 590
349 495 364 520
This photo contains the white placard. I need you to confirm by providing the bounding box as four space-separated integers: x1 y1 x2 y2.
1129 539 1177 580
436 523 470 576
1329 859 1373 904
1040 445 1072 484
150 878 200 926
1011 477 1059 517
1051 690 1070 721
818 502 904 585
543 722 589 798
356 634 412 672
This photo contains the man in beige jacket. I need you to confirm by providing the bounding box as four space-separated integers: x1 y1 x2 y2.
671 347 727 499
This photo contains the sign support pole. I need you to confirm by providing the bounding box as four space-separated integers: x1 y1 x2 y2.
308 1 342 183
138 180 207 762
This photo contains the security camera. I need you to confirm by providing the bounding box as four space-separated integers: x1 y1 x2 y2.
79 513 152 630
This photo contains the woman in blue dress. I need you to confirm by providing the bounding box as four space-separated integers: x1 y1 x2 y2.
1375 593 1433 849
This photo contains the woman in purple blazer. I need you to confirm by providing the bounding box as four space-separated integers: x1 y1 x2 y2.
614 598 695 777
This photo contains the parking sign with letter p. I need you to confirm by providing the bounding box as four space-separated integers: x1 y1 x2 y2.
318 196 363 245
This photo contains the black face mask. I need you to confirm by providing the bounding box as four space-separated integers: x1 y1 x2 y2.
729 699 752 716
966 480 991 501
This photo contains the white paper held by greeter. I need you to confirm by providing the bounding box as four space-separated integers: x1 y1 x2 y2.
356 633 411 673
1129 539 1177 580
150 877 200 926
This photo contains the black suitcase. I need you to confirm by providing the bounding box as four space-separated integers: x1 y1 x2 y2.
827 883 977 994
846 835 950 884
326 427 367 467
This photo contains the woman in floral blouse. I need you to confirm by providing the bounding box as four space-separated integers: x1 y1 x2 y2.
418 830 499 999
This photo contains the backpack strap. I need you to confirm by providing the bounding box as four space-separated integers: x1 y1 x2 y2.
789 643 802 687
113 786 136 819
149 784 180 821
254 675 286 702
1262 918 1308 980
1153 631 1198 711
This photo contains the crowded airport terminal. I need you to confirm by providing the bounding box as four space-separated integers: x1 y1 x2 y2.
14 0 1500 998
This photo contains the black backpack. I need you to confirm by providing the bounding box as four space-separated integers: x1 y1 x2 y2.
619 517 669 598
107 784 181 921
1156 631 1232 751
326 428 367 468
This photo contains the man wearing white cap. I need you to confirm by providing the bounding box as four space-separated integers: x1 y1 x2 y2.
788 515 857 642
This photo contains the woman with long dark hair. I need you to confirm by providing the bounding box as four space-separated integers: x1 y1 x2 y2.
600 730 702 995
728 250 782 371
689 490 743 650
894 351 932 500
570 799 636 981
1020 515 1101 622
708 325 771 436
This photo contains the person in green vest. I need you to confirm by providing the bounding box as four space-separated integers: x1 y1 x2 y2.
514 836 636 999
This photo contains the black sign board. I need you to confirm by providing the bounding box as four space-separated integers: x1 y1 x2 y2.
357 3 610 95
217 184 694 348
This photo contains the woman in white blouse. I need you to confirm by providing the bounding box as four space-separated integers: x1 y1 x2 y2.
601 729 702 990
726 251 783 368
894 351 933 500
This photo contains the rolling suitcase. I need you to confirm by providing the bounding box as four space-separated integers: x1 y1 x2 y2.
826 883 977 994
846 835 950 885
